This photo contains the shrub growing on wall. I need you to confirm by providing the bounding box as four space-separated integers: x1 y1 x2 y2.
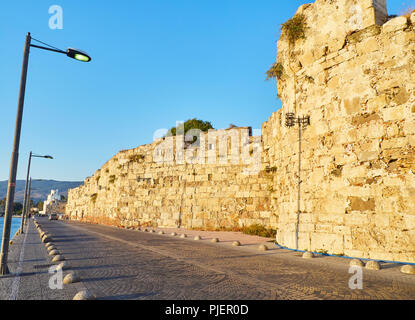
281 13 307 45
168 118 214 136
266 62 284 80
167 118 214 144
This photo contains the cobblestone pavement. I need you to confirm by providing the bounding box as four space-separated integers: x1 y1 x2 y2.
0 219 80 300
34 218 415 300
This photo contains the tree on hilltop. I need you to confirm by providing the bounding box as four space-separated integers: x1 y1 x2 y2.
166 118 214 146
167 118 214 137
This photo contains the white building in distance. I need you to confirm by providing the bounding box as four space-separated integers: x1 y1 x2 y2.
41 189 62 215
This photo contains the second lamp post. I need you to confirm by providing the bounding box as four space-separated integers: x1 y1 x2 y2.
20 152 53 233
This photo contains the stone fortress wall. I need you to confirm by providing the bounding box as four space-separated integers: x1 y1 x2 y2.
67 0 415 263
67 128 276 231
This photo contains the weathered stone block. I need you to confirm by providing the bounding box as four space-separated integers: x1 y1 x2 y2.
382 16 409 34
310 233 344 253
382 105 406 121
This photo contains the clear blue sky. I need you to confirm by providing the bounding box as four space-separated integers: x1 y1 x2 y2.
0 0 409 182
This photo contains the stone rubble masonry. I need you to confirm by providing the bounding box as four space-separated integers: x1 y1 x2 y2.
67 0 415 263
67 128 274 232
44 200 66 215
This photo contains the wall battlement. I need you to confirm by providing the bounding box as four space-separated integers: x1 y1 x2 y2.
67 0 415 263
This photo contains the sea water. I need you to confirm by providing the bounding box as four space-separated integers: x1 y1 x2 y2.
0 217 22 239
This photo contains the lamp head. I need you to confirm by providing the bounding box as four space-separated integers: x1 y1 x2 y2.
66 48 91 62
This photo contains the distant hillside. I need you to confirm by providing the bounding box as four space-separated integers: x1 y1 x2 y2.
0 180 83 203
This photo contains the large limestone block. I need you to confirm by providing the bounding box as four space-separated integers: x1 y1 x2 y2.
310 233 344 253
382 17 409 34
382 105 406 122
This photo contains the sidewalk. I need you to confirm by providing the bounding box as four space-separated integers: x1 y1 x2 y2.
0 218 81 300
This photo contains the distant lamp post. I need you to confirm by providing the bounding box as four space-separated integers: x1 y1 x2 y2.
24 178 32 225
0 32 91 276
285 112 311 250
20 152 53 233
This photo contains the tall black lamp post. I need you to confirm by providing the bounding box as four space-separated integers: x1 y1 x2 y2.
285 112 310 250
0 32 91 275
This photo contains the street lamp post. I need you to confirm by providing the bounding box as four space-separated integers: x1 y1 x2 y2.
24 178 32 226
0 32 91 275
20 152 53 234
285 112 310 250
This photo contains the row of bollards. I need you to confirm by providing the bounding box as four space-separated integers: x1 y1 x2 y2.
136 227 270 251
301 250 415 274
33 218 95 300
139 225 415 273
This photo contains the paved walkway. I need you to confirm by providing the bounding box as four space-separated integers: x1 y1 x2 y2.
0 218 81 300
1 217 415 300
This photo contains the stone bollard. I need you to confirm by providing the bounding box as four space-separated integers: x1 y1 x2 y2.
52 255 65 262
56 261 71 271
365 261 381 270
400 265 415 275
302 251 314 259
73 290 95 300
49 249 59 256
158 231 164 235
143 229 148 232
194 235 201 241
232 241 241 247
349 259 364 267
211 238 219 243
45 242 54 248
150 230 155 233
171 232 177 236
47 246 57 252
63 272 81 285
258 244 268 251
42 236 52 243
180 234 187 239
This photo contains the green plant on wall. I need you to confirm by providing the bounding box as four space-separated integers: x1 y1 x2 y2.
90 193 98 204
242 224 277 238
316 249 329 255
281 13 307 45
266 62 284 80
129 154 145 163
279 13 308 114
